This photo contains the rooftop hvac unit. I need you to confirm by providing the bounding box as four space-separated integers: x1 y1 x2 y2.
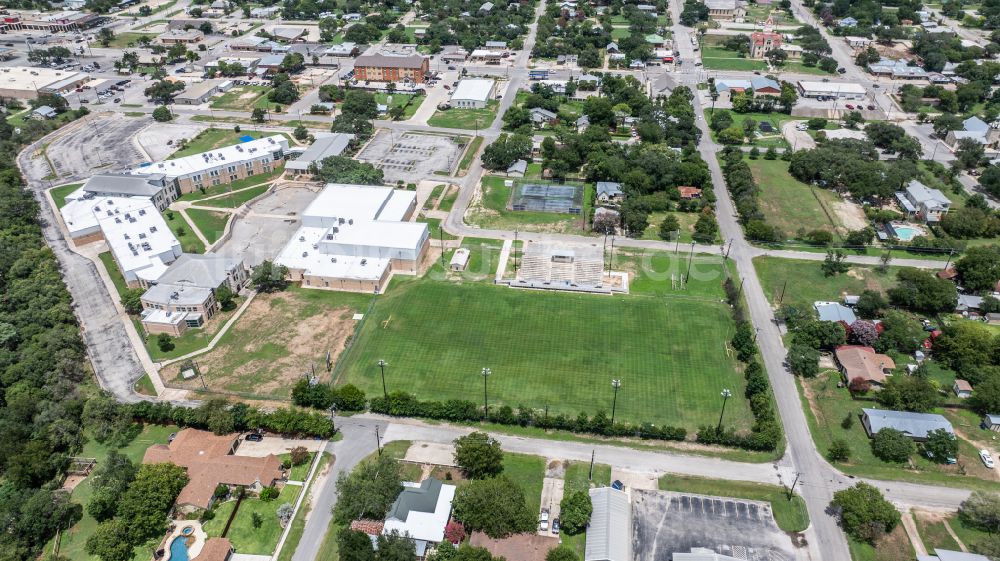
171 291 179 299
302 251 308 257
299 235 305 242
331 258 337 263
338 217 345 225
360 259 367 265
115 217 121 223
139 233 146 239
312 243 318 249
107 200 115 205
138 209 146 215
150 226 157 233
348 219 354 225
132 250 139 256
124 234 130 240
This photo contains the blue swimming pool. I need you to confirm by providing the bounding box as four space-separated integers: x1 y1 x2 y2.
893 226 920 241
169 536 190 561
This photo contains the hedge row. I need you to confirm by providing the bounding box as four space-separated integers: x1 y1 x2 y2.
125 399 335 438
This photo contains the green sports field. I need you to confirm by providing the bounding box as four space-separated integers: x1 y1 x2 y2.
337 275 751 430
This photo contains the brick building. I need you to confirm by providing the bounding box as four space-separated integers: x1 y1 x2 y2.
353 54 428 84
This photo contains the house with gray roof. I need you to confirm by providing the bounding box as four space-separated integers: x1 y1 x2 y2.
506 159 528 177
919 550 991 561
32 105 58 120
946 115 1000 148
814 301 857 324
896 179 951 223
861 408 954 441
868 58 927 79
596 182 624 204
286 133 355 175
530 107 558 125
382 478 456 558
957 293 983 312
586 487 631 561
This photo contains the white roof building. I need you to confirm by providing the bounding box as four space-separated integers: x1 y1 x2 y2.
586 487 631 561
796 80 867 99
130 135 288 180
275 184 428 289
450 78 496 106
96 198 181 285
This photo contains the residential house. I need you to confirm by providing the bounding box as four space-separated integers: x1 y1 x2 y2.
814 301 857 324
957 294 983 313
954 379 974 398
834 345 896 386
606 41 620 54
31 105 57 119
506 159 528 177
576 115 590 131
861 408 954 441
586 487 631 561
382 478 456 558
837 16 858 26
678 186 703 199
645 34 666 48
143 428 284 512
982 414 1000 432
845 36 872 48
895 180 951 223
945 116 1000 149
596 182 624 204
530 107 558 126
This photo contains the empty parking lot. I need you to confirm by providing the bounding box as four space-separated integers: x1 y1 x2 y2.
357 130 465 182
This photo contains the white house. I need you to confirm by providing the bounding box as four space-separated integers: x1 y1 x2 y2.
895 180 951 223
382 478 456 558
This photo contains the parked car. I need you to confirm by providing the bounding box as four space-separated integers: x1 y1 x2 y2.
552 518 560 534
245 433 264 442
448 65 456 70
837 67 847 73
539 508 550 531
113 98 121 103
866 104 876 110
845 104 855 110
796 123 808 131
443 85 450 90
981 449 994 469
611 480 624 491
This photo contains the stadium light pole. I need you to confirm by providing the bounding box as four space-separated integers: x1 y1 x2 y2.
610 379 622 426
717 389 732 431
481 367 492 421
377 359 388 400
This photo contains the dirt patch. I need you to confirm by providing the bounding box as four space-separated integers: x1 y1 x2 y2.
160 291 360 398
833 200 868 232
62 474 87 492
545 460 566 478
846 269 864 280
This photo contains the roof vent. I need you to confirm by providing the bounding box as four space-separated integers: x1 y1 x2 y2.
302 251 308 257
331 257 337 263
348 219 354 225
360 259 367 265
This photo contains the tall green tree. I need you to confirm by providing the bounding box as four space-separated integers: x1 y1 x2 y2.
453 432 504 479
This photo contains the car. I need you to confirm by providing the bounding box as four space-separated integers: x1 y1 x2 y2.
245 433 263 442
695 61 702 66
846 104 855 110
867 104 876 110
3 42 12 47
447 65 456 70
837 67 847 74
552 518 560 534
611 479 624 491
796 123 808 131
79 99 89 103
753 70 761 75
873 84 881 88
443 85 450 89
113 98 121 103
981 449 995 469
539 508 550 531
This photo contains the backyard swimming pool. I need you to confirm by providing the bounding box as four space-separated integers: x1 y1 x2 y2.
169 536 190 561
886 222 927 242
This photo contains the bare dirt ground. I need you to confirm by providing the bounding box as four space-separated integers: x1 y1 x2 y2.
403 442 457 466
833 200 868 232
161 291 360 399
62 475 87 492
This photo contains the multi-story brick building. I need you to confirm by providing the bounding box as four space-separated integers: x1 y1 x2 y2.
750 31 782 59
353 54 428 84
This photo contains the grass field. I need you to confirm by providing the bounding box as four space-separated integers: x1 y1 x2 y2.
186 208 231 243
658 474 809 533
141 301 240 362
423 237 507 283
210 86 272 112
746 158 843 238
849 526 915 561
53 425 178 561
195 184 271 209
279 452 316 481
98 251 129 297
50 183 82 209
438 185 459 212
458 136 484 173
163 210 206 253
162 287 372 399
466 176 592 234
374 92 425 120
641 211 700 243
799 371 1000 491
204 485 302 555
913 510 962 552
706 111 794 148
170 129 292 158
95 32 157 48
428 100 499 130
419 217 459 241
700 45 769 72
753 256 899 311
337 274 751 430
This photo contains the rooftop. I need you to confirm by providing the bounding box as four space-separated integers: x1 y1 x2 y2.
354 53 427 69
82 173 166 197
586 487 631 561
383 478 456 544
154 253 244 290
451 78 495 102
835 345 895 384
286 133 355 171
862 408 954 439
94 198 180 280
814 301 857 324
0 66 88 92
797 80 867 95
131 135 288 179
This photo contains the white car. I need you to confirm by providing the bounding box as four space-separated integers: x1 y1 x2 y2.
539 508 550 531
796 123 808 131
981 449 995 469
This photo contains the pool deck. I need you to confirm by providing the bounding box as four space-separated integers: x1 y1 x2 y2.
163 521 209 561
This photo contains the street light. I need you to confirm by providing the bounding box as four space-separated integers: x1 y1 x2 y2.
610 379 622 426
481 367 492 421
717 389 732 431
377 359 388 400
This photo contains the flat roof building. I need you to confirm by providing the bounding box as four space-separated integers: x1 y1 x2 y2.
92 198 182 287
0 66 89 99
796 80 866 99
286 133 355 175
159 29 205 44
130 135 288 194
353 53 429 84
174 80 221 105
276 184 429 293
450 78 496 109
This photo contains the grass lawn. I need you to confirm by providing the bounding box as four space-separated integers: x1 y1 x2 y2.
419 217 459 241
707 110 793 148
467 176 591 234
210 86 272 112
782 62 837 75
746 158 843 238
642 211 700 242
424 237 506 283
799 371 1000 491
141 299 241 361
374 92 426 120
564 461 612 494
279 452 316 481
134 373 157 396
700 45 769 72
459 136 484 173
428 100 499 130
504 453 547 514
54 425 178 561
50 183 82 209
658 474 809 533
204 485 302 555
438 185 459 212
276 453 332 561
186 208 231 243
423 184 445 210
913 511 961 552
98 251 129 298
95 32 157 48
945 513 993 554
163 210 206 253
611 26 632 39
171 129 292 158
162 287 372 399
753 256 899 312
194 184 271 209
176 167 283 203
849 526 915 561
337 275 752 430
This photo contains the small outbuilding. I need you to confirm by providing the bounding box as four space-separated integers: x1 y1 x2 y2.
954 379 973 399
450 248 470 271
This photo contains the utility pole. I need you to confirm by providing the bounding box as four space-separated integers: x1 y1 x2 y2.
610 379 622 426
685 241 695 282
377 359 388 400
787 472 801 500
736 276 745 303
514 229 519 273
778 279 788 306
589 449 595 481
375 426 382 456
943 248 955 272
717 389 732 431
481 367 492 421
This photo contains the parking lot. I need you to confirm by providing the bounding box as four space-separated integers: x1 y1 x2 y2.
212 185 319 266
356 130 465 182
631 490 797 561
44 113 149 180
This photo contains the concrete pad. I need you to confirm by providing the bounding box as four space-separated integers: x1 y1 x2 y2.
611 468 658 491
135 122 207 161
403 441 457 466
538 476 564 536
357 130 465 182
235 437 324 457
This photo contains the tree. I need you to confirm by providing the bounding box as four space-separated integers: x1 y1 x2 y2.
970 376 1000 415
338 528 376 561
157 333 174 352
87 451 137 522
932 113 965 139
251 261 289 293
293 125 309 141
453 432 504 479
923 428 958 463
955 137 985 170
855 290 887 319
787 344 819 377
821 250 849 277
280 53 306 74
251 108 266 123
559 490 592 535
875 374 939 413
692 209 718 243
850 320 879 347
277 503 294 526
876 311 925 354
831 483 901 544
452 476 536 538
658 214 680 240
98 27 115 47
120 287 145 315
481 134 532 171
828 439 851 462
252 512 263 528
444 520 466 544
955 245 1000 292
376 531 417 561
144 80 185 104
870 428 916 463
333 454 403 524
313 156 384 185
848 377 871 395
887 268 957 314
152 106 172 122
960 491 1000 534
260 487 279 501
215 285 235 311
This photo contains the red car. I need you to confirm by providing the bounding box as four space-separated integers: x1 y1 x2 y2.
845 104 855 110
